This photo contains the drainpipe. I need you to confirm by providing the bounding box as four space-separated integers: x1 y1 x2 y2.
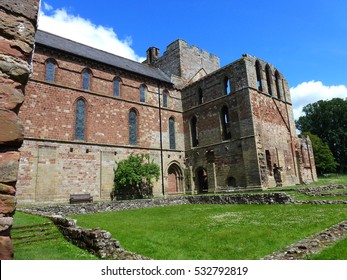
158 82 165 196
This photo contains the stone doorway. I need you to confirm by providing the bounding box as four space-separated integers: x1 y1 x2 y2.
196 167 208 193
167 163 183 194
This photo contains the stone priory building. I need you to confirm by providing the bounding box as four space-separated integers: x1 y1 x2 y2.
15 23 317 204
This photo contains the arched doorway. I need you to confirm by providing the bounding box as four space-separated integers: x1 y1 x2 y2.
196 167 208 193
226 176 236 188
167 163 183 194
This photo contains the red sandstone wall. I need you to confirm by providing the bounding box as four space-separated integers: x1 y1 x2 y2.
16 41 186 204
0 0 39 260
20 46 184 150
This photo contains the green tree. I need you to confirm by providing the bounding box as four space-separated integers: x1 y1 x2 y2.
303 132 338 175
113 153 160 200
296 98 347 173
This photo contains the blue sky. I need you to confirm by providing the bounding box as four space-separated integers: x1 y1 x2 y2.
38 0 347 119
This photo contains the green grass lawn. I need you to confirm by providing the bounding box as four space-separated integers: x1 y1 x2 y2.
310 174 347 186
12 211 99 260
70 204 347 260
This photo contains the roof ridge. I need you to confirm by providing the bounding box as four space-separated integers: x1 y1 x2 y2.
35 30 172 84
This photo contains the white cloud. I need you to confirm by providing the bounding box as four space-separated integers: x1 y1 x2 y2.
38 5 146 62
290 81 347 120
43 2 53 11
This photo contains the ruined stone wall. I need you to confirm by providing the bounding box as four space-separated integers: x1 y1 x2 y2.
297 136 317 183
181 59 262 192
181 54 317 191
17 44 186 204
244 56 315 187
49 215 149 260
0 0 39 259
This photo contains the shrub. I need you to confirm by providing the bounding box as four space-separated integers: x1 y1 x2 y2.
113 154 160 200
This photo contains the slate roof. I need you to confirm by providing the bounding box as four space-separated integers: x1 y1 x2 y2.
35 30 172 83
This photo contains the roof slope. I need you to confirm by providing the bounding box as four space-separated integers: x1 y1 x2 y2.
35 30 171 83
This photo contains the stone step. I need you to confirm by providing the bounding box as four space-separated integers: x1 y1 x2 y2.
12 221 60 245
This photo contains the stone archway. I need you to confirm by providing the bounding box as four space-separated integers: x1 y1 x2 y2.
196 167 208 193
167 163 183 194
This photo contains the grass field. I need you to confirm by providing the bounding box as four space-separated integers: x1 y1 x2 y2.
12 175 347 260
70 204 347 260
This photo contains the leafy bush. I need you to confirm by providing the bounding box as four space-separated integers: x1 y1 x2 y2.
113 154 160 200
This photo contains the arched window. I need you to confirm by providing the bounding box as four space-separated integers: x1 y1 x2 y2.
191 116 198 147
255 60 263 91
275 71 282 99
224 77 232 95
163 90 168 108
265 64 272 96
129 109 137 145
82 68 91 90
45 59 55 82
75 98 86 140
198 88 203 104
113 78 120 97
140 85 146 103
221 105 231 140
169 117 176 149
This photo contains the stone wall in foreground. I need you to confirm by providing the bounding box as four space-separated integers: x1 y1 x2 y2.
49 215 149 260
0 0 39 259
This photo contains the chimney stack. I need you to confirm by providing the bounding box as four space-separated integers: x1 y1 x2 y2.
146 47 160 65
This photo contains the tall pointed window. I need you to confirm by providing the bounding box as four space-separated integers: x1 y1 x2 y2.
163 90 168 108
221 105 231 140
75 98 86 140
191 116 198 147
275 71 281 99
255 60 263 91
140 85 146 103
129 109 137 145
45 59 55 82
265 64 272 96
224 77 232 95
113 78 120 97
82 68 91 90
169 117 176 149
198 88 203 104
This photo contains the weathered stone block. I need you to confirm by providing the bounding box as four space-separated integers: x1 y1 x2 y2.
0 83 24 111
0 183 16 195
0 55 30 84
1 0 40 21
0 9 37 54
0 217 13 234
0 236 13 260
0 194 16 214
0 39 25 58
0 109 24 147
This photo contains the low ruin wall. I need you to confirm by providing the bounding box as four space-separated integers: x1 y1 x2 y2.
49 215 149 260
21 193 294 216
